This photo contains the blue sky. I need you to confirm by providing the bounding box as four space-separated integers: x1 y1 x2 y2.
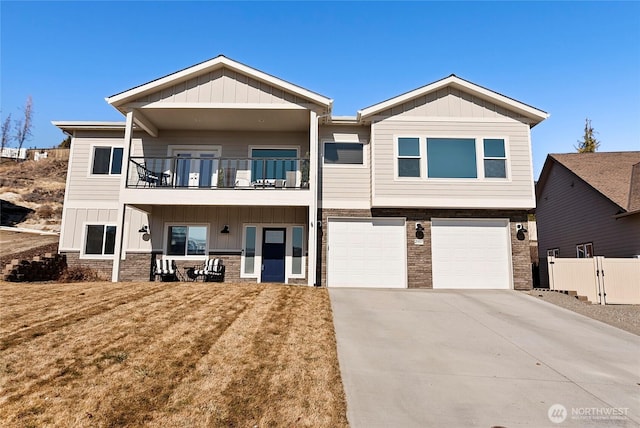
1 1 639 177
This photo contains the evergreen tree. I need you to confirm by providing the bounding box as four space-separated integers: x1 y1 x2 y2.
575 118 600 153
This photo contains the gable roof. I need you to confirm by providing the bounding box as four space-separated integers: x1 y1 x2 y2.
537 151 640 212
357 74 549 127
106 55 333 111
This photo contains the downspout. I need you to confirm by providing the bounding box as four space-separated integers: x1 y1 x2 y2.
311 112 331 287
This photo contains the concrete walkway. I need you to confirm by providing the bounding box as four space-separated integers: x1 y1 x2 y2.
329 289 640 427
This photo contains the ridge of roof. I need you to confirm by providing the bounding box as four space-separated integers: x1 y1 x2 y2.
547 151 640 211
106 55 333 109
357 74 548 126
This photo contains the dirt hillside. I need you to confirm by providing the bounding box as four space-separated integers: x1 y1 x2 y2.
0 157 67 232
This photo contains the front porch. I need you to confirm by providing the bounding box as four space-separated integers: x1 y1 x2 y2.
114 204 316 285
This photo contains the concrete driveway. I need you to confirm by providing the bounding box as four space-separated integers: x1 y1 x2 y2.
329 289 640 427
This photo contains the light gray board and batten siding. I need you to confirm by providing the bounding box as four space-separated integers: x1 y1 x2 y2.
60 205 308 254
147 205 308 252
60 206 151 253
318 125 371 208
537 162 640 261
129 67 316 108
370 87 535 209
374 86 528 121
64 133 125 202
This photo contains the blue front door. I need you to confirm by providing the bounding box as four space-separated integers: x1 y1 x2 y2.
262 228 286 283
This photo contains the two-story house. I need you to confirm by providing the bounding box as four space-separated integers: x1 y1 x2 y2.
54 55 548 289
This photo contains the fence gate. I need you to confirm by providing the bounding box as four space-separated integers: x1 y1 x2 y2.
548 256 640 305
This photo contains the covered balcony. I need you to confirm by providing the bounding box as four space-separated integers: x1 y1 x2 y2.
127 154 310 190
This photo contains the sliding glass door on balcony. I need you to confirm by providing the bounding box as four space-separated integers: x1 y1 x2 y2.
251 149 298 183
173 150 219 188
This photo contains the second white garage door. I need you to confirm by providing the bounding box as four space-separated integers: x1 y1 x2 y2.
431 219 512 289
327 218 406 288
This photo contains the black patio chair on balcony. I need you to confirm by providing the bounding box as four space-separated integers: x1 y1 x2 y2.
133 161 169 187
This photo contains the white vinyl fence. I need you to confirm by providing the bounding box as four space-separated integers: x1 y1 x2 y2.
548 256 640 305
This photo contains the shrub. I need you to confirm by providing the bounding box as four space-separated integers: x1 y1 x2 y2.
58 266 102 283
37 204 54 219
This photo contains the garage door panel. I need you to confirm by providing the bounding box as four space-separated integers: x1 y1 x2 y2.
328 218 406 288
432 219 512 289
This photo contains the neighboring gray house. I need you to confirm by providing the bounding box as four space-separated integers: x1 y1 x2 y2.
53 55 548 289
536 152 640 286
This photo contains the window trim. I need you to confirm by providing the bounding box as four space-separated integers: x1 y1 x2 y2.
481 138 509 180
393 135 511 182
576 242 594 258
240 223 306 281
547 248 560 258
322 140 367 168
164 223 209 260
425 137 479 179
241 225 258 277
394 136 423 179
248 145 300 183
88 145 124 177
80 223 117 260
290 225 306 278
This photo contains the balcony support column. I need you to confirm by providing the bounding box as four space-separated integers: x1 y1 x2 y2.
308 110 318 286
112 111 135 282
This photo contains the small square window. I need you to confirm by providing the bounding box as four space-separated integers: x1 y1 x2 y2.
324 142 364 165
547 248 559 258
92 147 123 175
397 138 421 177
167 225 207 256
84 224 116 256
576 243 593 258
483 139 507 178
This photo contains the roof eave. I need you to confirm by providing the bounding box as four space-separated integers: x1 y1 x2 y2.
106 55 333 110
52 121 129 135
357 75 549 125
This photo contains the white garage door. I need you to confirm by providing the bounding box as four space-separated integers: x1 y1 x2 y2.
327 218 406 288
431 219 512 289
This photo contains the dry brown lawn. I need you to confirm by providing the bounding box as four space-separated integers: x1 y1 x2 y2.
0 281 348 427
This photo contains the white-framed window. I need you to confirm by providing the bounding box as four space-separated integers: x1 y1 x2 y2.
547 248 559 258
166 224 208 257
394 136 509 180
323 142 364 165
483 139 507 178
291 226 305 276
92 146 123 175
83 224 116 257
427 138 477 178
242 225 257 276
397 137 421 177
576 243 593 258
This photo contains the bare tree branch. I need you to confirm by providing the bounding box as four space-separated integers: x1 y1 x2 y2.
14 96 33 161
1 113 12 153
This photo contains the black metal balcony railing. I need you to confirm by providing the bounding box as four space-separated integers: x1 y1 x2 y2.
127 157 310 189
